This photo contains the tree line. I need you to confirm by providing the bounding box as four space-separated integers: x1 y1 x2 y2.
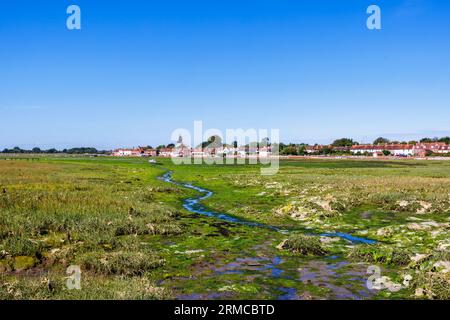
0 147 109 154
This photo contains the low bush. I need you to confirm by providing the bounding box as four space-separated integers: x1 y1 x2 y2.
277 234 327 256
347 244 411 266
78 251 165 276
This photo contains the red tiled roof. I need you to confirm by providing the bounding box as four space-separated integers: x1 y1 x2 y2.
351 144 414 150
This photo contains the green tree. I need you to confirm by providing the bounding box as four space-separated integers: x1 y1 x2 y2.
280 146 298 155
373 137 390 145
438 136 450 144
320 147 333 155
298 145 306 155
420 137 439 143
332 138 356 147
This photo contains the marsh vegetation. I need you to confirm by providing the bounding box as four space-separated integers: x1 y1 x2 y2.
0 157 448 299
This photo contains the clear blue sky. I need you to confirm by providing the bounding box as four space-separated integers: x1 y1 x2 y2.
1 0 450 149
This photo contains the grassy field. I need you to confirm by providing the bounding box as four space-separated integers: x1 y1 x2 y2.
0 157 449 299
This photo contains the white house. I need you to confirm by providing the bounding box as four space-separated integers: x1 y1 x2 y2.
112 148 143 157
351 144 414 156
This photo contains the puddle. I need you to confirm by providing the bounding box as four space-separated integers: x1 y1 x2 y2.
278 287 298 300
215 257 284 278
297 260 373 299
210 253 373 300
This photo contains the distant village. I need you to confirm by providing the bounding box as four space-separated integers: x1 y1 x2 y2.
112 145 273 158
3 137 450 158
112 137 450 159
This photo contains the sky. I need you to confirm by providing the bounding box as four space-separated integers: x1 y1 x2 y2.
1 0 450 149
